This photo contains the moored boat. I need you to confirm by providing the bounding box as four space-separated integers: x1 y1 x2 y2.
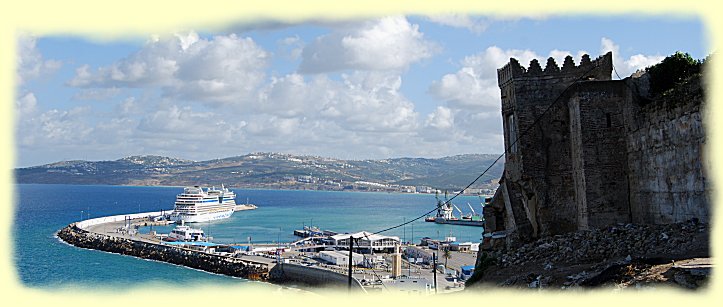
166 222 206 241
425 191 485 227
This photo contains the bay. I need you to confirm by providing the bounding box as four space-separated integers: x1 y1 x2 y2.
13 184 484 288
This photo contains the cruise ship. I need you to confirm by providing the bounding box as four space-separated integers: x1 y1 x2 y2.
169 185 236 223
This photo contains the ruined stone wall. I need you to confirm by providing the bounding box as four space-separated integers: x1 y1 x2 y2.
567 81 632 229
483 52 708 254
495 53 614 240
623 76 708 224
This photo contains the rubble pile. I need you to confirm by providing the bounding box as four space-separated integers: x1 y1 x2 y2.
491 219 708 268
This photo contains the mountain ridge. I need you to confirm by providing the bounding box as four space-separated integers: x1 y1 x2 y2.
16 153 504 191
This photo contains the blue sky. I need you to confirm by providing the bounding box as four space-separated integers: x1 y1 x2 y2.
14 14 707 167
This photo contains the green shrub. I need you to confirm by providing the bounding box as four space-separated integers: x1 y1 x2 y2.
646 51 702 96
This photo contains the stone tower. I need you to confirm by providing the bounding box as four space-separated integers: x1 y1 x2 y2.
492 52 629 243
481 51 708 251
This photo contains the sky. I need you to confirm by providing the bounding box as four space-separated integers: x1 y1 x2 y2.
14 14 708 167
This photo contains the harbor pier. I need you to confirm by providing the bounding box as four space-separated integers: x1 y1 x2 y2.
58 211 471 293
58 222 273 281
57 212 367 290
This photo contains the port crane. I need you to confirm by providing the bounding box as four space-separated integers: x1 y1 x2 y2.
467 202 477 216
452 204 464 218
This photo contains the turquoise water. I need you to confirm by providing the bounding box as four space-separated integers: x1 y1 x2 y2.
14 184 484 288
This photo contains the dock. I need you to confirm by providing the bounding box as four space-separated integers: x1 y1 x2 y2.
234 204 257 211
293 226 337 238
59 211 470 293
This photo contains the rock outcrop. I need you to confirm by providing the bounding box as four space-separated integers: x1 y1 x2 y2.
472 219 709 289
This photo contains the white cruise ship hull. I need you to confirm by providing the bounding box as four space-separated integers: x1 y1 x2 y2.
170 210 234 223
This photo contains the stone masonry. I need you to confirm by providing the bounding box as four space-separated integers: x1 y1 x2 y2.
483 52 708 249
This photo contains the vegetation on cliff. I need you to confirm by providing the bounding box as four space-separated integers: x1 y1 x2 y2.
645 51 705 97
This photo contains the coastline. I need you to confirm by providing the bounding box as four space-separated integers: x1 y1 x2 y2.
16 182 488 197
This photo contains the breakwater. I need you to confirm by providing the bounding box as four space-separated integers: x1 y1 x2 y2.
57 224 270 281
56 214 364 290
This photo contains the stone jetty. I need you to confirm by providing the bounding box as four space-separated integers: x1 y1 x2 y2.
57 223 270 281
56 212 364 291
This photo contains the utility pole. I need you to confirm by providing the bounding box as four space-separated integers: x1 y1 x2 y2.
411 222 415 269
403 217 406 245
402 217 406 276
277 227 281 265
348 235 354 292
432 253 438 294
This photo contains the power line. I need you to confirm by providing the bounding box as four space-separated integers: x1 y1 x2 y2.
370 63 604 236
350 235 388 291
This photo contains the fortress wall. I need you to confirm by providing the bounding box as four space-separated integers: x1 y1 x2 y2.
624 77 709 224
494 53 614 240
486 52 708 250
568 81 631 229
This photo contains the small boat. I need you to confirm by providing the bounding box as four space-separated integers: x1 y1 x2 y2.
167 221 206 241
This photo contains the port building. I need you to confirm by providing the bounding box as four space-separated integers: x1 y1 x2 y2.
319 250 364 266
330 231 400 253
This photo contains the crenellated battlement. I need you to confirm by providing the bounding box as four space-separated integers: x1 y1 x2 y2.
497 52 613 86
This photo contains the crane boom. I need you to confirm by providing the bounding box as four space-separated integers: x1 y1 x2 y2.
452 204 463 215
467 202 476 215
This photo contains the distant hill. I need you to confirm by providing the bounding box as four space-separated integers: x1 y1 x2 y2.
15 153 504 191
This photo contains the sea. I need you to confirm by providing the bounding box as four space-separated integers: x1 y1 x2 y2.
13 184 484 289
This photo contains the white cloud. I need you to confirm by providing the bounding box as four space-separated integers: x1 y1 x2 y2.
298 16 438 73
16 35 62 86
68 32 269 106
175 31 199 51
139 105 225 135
245 116 301 137
278 35 304 60
72 88 122 101
426 14 490 34
429 46 539 110
15 92 38 118
116 97 140 116
425 106 454 129
18 107 93 147
15 93 94 149
600 37 664 78
257 71 419 133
